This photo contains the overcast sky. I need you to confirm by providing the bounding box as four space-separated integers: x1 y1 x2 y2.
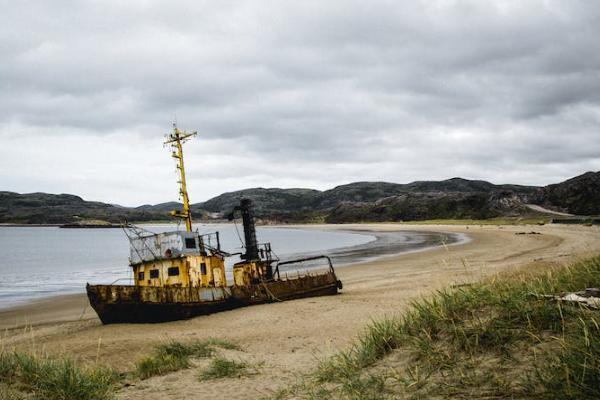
1 1 599 206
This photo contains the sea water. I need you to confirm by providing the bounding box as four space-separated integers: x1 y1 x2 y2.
0 224 464 309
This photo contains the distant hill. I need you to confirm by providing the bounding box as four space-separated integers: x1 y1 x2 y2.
313 178 536 211
0 191 170 224
136 201 183 212
325 191 530 223
197 188 321 215
531 171 600 215
404 178 536 194
0 172 597 224
192 178 538 222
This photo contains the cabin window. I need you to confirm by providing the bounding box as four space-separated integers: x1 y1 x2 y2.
168 267 180 276
200 263 207 275
138 271 144 281
185 238 196 249
149 269 159 279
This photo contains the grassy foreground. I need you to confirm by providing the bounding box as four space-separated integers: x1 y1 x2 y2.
0 338 244 399
0 352 118 400
274 256 600 399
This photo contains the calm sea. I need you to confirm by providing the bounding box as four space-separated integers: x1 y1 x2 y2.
0 224 464 309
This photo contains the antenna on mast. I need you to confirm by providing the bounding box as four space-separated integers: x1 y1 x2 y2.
164 123 197 232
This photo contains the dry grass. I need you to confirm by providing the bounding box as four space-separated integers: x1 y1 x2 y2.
273 256 600 399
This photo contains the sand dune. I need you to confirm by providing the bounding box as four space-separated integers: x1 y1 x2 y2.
1 223 599 399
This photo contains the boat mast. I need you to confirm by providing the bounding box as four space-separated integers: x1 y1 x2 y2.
165 123 196 232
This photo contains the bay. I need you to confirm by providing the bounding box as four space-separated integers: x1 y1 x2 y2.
0 224 465 308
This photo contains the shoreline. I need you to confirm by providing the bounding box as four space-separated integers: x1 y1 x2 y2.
0 293 96 330
0 226 470 329
0 226 461 313
1 223 599 400
0 224 592 329
274 227 469 267
337 228 471 264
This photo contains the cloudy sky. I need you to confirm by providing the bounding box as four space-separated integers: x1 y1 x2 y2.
1 1 599 206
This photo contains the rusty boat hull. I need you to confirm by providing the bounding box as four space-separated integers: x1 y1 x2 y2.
87 271 341 324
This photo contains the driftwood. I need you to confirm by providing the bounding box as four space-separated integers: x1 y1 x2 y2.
532 288 600 309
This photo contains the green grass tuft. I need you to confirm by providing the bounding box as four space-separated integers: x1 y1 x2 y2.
0 352 118 400
522 317 600 399
135 353 190 380
135 338 240 379
198 356 248 380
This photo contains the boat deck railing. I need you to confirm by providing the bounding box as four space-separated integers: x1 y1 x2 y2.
274 255 335 280
110 277 134 285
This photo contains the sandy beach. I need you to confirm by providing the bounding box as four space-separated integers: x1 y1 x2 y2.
1 223 599 399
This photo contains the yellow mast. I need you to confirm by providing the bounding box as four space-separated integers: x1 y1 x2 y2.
164 123 197 232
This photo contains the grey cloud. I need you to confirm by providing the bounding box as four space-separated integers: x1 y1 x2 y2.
0 0 599 205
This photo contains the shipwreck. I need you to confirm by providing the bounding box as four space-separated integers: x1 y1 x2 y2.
86 124 342 324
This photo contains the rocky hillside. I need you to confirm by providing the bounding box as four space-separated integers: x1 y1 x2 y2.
0 192 169 224
194 178 536 215
136 201 182 212
198 188 321 215
531 171 600 215
321 172 599 222
191 178 538 222
325 191 530 223
1 171 597 224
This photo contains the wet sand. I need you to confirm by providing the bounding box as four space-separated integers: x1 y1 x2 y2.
298 228 469 267
1 223 599 399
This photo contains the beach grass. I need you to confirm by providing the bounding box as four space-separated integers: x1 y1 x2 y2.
276 255 600 399
198 356 249 380
0 352 119 400
135 338 241 379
